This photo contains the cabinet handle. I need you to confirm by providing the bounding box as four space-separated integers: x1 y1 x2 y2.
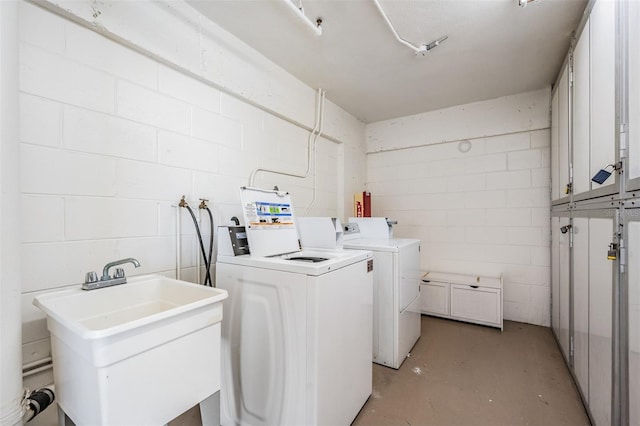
469 285 479 289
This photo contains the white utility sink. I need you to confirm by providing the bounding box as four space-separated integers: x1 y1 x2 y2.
34 274 228 425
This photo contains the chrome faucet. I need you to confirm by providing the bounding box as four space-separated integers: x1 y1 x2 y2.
82 258 141 291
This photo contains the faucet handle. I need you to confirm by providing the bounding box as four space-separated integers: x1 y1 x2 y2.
113 268 125 279
85 271 99 283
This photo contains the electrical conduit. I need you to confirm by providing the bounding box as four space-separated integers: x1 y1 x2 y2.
0 1 24 424
248 88 326 216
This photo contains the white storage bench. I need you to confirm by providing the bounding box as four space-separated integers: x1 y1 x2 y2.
420 271 503 330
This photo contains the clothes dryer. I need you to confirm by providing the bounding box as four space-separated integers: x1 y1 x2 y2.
343 217 421 369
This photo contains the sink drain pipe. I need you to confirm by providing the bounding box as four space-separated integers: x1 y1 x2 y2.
22 386 55 423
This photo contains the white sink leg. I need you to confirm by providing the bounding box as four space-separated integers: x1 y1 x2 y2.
199 391 220 426
57 406 75 426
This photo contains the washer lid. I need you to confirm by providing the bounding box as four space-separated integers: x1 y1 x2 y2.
343 238 420 252
240 187 300 257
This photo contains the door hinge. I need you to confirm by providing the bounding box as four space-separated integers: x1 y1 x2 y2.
570 335 574 358
619 238 626 273
569 66 574 88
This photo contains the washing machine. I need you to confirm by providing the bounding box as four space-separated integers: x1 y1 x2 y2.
216 188 373 426
344 217 421 369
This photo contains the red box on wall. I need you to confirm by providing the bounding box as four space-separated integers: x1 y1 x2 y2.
354 192 371 217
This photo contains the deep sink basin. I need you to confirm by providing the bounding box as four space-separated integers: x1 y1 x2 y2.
33 274 228 425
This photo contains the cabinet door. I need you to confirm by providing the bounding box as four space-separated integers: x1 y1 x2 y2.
573 218 589 400
588 218 612 426
450 284 500 326
551 86 561 200
558 66 571 199
573 21 591 195
552 217 561 338
420 282 449 316
629 219 640 426
589 0 616 192
629 0 640 189
555 217 571 361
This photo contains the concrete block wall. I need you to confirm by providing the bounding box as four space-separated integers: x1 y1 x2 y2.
18 0 365 376
366 88 552 326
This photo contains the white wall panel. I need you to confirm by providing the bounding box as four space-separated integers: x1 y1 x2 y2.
573 22 591 195
588 217 612 426
551 219 561 343
589 0 616 191
629 220 640 426
629 0 640 185
558 66 571 199
366 89 550 153
572 218 589 399
369 91 551 326
18 0 362 372
559 217 571 360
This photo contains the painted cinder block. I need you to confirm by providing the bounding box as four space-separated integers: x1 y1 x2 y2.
157 130 220 173
191 107 242 148
507 227 543 246
64 197 158 240
485 132 531 154
117 80 190 134
486 208 532 227
21 240 118 293
159 65 220 113
530 128 551 148
65 22 158 89
503 282 531 304
508 149 543 170
465 227 508 245
19 1 65 54
20 43 115 113
447 209 487 227
63 105 156 162
21 195 64 243
486 170 532 190
506 188 550 208
21 145 117 196
220 92 265 130
116 159 192 201
20 94 61 147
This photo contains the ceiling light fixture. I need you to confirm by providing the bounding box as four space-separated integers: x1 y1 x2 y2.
281 0 322 36
518 0 540 8
372 0 447 56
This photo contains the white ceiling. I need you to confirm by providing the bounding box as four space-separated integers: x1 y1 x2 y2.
186 0 587 123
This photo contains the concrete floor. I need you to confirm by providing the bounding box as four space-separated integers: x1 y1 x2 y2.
353 315 591 426
36 315 590 426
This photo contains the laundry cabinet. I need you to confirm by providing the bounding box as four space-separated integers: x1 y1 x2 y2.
420 272 503 330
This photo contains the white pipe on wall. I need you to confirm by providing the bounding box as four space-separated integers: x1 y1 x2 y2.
175 205 181 280
0 1 24 424
279 0 322 36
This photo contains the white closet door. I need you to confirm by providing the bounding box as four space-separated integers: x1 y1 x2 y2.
573 218 589 399
559 217 571 360
589 0 616 191
572 21 590 195
558 67 571 198
629 219 640 426
588 218 612 426
551 217 561 338
551 87 561 200
628 0 640 187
